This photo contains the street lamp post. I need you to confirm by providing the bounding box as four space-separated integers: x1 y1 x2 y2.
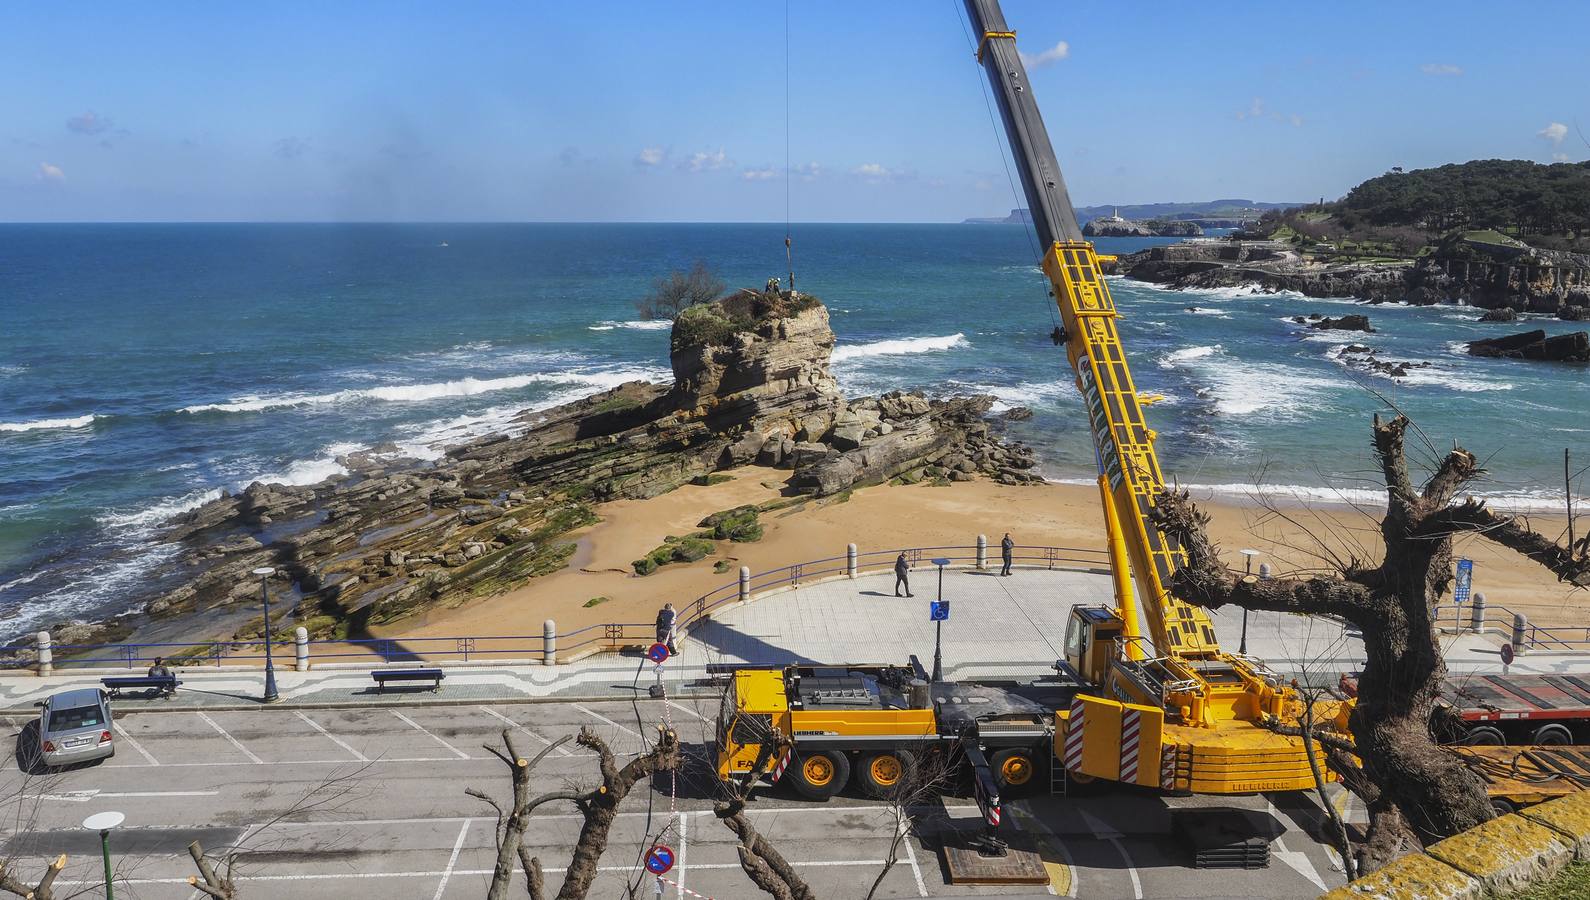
930 558 950 682
253 567 280 703
1238 549 1261 656
83 811 124 900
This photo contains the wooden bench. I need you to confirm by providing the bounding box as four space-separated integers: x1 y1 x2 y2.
371 668 445 692
101 675 180 698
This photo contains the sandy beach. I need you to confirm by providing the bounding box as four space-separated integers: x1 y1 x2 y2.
391 470 1587 641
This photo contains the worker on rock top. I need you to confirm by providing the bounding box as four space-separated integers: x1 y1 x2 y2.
894 552 913 597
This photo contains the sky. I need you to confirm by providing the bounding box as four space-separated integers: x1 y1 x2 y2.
2 1 1587 223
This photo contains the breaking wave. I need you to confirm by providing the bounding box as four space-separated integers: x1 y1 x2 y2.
831 333 968 363
178 368 662 415
0 414 101 433
588 319 671 332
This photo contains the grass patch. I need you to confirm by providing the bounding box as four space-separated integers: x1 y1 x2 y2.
592 396 641 414
633 536 715 575
691 473 734 486
696 505 763 542
583 596 611 608
1516 860 1590 900
713 560 732 574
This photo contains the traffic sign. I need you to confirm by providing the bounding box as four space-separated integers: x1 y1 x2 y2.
1455 558 1473 604
644 844 676 875
1500 642 1515 667
646 642 671 664
930 600 950 621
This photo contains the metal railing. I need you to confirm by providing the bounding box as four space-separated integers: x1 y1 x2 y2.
8 543 1110 672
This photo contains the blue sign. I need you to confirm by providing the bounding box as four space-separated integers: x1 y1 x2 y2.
644 844 675 875
1455 558 1473 604
930 601 950 621
646 642 671 664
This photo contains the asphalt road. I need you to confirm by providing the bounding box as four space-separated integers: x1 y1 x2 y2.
0 697 1349 899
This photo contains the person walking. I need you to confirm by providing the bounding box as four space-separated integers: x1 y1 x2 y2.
655 602 678 654
894 552 913 597
1000 532 1015 577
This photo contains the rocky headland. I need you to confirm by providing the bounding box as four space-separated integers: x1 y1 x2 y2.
1083 216 1203 238
23 289 1039 653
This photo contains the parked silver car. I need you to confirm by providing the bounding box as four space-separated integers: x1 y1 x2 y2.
38 688 115 767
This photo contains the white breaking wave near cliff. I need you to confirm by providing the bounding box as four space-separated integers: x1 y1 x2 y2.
0 414 102 433
831 333 969 363
588 319 672 332
179 368 662 415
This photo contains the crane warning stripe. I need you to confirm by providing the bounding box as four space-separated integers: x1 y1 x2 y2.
1119 708 1142 784
1063 698 1087 772
1160 745 1177 790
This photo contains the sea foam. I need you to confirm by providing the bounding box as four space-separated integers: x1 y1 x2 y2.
0 414 101 433
831 333 968 362
178 368 662 415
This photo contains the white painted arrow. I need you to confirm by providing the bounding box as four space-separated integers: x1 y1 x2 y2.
1078 809 1140 899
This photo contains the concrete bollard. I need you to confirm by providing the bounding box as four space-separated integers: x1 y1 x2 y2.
294 626 309 671
543 619 557 666
739 566 752 603
35 631 52 677
1471 592 1487 635
976 534 988 570
1513 612 1529 656
847 544 858 578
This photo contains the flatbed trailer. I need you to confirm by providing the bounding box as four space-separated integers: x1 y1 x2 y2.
1454 745 1590 811
1344 673 1590 745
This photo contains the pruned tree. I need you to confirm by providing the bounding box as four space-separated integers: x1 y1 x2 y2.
468 724 682 900
636 261 725 321
0 854 65 900
865 750 953 900
1153 413 1590 873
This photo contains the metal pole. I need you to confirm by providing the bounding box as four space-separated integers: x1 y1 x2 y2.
932 563 946 682
1238 549 1260 656
99 829 114 900
255 568 280 703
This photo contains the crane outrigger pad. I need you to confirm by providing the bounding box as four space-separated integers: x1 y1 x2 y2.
942 836 1049 885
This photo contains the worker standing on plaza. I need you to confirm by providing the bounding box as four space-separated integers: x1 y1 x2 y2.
1001 532 1015 576
894 551 913 597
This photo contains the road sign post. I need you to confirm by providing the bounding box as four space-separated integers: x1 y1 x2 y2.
1455 558 1473 604
930 558 950 682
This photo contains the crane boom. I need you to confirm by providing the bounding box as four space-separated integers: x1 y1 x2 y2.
962 0 1219 662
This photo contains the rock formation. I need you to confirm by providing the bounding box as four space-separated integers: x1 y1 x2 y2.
1466 329 1590 362
1083 216 1203 238
72 289 1039 647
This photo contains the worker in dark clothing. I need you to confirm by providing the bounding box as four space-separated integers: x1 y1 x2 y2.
894 552 913 597
1001 533 1015 576
655 603 678 654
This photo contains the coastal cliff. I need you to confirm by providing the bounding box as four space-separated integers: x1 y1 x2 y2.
39 289 1037 648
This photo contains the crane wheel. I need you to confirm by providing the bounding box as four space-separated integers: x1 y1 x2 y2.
856 750 917 799
1531 724 1573 745
790 750 849 801
1463 726 1507 746
991 748 1044 797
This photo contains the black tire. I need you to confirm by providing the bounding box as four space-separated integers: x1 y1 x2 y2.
855 750 918 799
789 749 849 801
1464 725 1507 746
1492 798 1517 815
1531 724 1573 745
990 747 1044 797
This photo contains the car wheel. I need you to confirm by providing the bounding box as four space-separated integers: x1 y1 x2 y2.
789 750 850 801
1463 725 1506 746
1531 724 1573 745
855 750 917 799
991 748 1044 797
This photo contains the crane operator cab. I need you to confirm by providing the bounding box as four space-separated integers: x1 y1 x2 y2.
1062 606 1123 688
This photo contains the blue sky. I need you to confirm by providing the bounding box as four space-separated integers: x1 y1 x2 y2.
3 1 1586 222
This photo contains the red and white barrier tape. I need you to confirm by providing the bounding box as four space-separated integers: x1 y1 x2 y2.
658 875 713 899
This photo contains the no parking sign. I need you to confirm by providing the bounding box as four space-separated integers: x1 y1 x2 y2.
646 642 671 664
644 844 676 875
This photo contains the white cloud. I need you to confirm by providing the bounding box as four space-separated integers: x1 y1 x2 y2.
35 162 65 182
66 111 112 135
1236 96 1304 127
683 149 733 172
1290 114 1304 127
634 146 665 167
1539 122 1569 145
852 163 892 179
274 136 311 159
793 162 821 180
741 167 777 181
1420 63 1463 76
1018 41 1070 68
1554 153 1572 163
1235 97 1266 121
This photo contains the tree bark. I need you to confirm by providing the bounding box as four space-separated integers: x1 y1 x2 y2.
554 726 681 900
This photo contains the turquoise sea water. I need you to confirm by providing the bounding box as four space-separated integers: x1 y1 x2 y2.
2 223 1587 638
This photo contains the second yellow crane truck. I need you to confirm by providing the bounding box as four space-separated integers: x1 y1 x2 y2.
715 0 1335 812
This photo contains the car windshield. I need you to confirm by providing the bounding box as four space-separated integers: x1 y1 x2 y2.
48 705 104 732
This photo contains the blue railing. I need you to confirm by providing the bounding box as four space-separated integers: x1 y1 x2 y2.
11 544 1109 671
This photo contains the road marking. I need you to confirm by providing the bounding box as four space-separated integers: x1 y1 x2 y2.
295 710 369 761
572 703 642 740
24 789 219 802
432 819 471 900
391 710 469 759
113 723 159 766
476 706 576 757
196 711 263 764
899 815 928 898
1010 802 1075 897
677 811 688 900
666 700 709 722
1079 808 1139 900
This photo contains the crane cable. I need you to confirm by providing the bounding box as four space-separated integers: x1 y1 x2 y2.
784 0 795 293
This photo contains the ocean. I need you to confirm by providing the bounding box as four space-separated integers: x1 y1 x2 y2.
2 222 1587 639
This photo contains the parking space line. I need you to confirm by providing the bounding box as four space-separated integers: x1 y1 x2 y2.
431 820 471 900
295 711 369 762
900 818 927 898
666 700 710 722
476 706 576 757
677 811 687 899
391 710 469 759
572 704 642 740
196 711 263 764
113 723 159 766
